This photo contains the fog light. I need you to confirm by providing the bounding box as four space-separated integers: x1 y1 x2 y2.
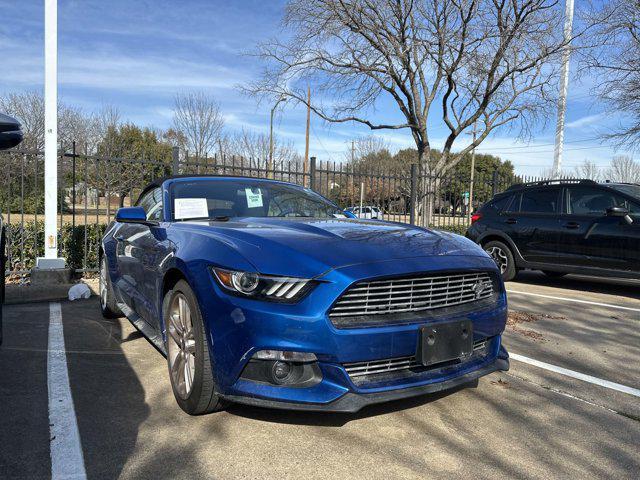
272 361 293 384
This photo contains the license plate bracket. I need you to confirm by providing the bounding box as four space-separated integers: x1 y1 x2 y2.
417 320 473 366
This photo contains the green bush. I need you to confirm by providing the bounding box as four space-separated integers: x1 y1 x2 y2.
6 220 106 272
430 223 468 236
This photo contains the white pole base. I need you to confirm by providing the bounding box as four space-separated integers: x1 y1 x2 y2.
36 257 66 270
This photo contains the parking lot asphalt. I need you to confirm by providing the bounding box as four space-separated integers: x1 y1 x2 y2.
1 272 639 479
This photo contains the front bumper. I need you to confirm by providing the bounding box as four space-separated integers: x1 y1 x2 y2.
191 254 508 412
222 349 509 412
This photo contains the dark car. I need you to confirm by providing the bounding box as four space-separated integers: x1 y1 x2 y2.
0 113 21 345
466 179 640 281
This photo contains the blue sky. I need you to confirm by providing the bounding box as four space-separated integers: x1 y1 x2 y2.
0 0 634 175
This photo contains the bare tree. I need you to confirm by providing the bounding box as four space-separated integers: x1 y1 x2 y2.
605 155 640 183
579 1 640 150
351 135 389 161
229 128 301 166
246 0 585 224
573 159 602 181
172 92 225 162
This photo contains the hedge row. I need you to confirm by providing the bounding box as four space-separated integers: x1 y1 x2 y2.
431 223 468 236
5 220 106 272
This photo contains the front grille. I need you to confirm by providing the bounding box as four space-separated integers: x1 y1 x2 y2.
343 338 490 379
342 337 494 385
330 272 494 318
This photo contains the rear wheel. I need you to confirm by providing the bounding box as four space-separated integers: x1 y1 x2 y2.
164 279 225 415
542 271 568 279
100 255 122 318
484 240 517 282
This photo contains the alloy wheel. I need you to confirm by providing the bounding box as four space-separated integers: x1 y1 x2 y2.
167 293 196 399
486 246 508 274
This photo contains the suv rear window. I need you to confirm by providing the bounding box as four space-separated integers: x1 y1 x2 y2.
489 195 513 212
516 189 559 214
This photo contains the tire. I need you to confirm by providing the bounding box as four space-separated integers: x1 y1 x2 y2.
484 240 517 282
100 255 123 318
542 271 568 279
164 279 225 415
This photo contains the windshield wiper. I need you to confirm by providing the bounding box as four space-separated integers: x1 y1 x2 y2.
176 216 231 222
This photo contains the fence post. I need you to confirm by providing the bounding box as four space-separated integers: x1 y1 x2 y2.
309 156 316 191
492 170 499 197
172 146 179 175
409 163 417 225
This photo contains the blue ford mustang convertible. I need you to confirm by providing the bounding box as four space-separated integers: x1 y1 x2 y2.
100 176 509 415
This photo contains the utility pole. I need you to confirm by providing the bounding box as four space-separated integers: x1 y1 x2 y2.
37 0 65 270
552 0 575 178
351 140 355 163
269 95 287 179
468 121 477 222
303 87 311 187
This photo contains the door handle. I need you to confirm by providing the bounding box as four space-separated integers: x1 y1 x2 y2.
505 218 517 225
563 222 580 229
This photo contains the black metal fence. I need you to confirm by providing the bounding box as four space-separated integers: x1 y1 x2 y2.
1 144 541 278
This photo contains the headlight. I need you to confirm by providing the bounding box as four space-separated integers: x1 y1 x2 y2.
212 268 314 302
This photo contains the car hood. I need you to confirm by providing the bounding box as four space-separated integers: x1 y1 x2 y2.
171 217 487 278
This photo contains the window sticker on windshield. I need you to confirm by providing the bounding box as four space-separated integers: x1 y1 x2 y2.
245 188 263 208
174 198 208 220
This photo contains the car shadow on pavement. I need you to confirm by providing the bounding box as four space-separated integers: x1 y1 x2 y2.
225 381 478 427
511 271 640 302
61 300 150 480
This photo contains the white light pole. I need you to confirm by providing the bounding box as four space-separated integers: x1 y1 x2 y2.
37 0 65 269
552 0 575 179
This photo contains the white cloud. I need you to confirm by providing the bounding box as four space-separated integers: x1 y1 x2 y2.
565 113 606 129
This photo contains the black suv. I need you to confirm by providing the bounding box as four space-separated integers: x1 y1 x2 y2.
466 180 640 281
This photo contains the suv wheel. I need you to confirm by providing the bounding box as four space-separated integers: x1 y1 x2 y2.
164 279 225 415
484 240 517 282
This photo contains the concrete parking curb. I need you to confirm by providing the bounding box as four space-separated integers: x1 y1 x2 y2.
4 279 99 305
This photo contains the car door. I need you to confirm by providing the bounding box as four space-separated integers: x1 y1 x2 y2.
115 188 170 328
562 185 640 271
501 187 563 263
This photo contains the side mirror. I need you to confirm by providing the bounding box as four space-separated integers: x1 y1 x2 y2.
343 210 357 219
0 113 23 150
606 206 628 217
115 207 157 226
606 206 633 225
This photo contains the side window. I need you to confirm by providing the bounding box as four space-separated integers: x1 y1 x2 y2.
567 187 625 216
137 188 163 221
489 195 513 213
518 189 560 214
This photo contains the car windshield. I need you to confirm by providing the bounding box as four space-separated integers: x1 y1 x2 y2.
609 184 640 199
170 179 345 220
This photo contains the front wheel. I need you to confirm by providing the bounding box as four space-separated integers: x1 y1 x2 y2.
164 279 225 415
484 240 517 282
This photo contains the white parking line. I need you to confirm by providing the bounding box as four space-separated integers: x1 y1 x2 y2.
48 302 87 480
506 289 640 313
510 352 640 398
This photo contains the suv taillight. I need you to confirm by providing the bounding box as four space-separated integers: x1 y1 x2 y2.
471 212 482 224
